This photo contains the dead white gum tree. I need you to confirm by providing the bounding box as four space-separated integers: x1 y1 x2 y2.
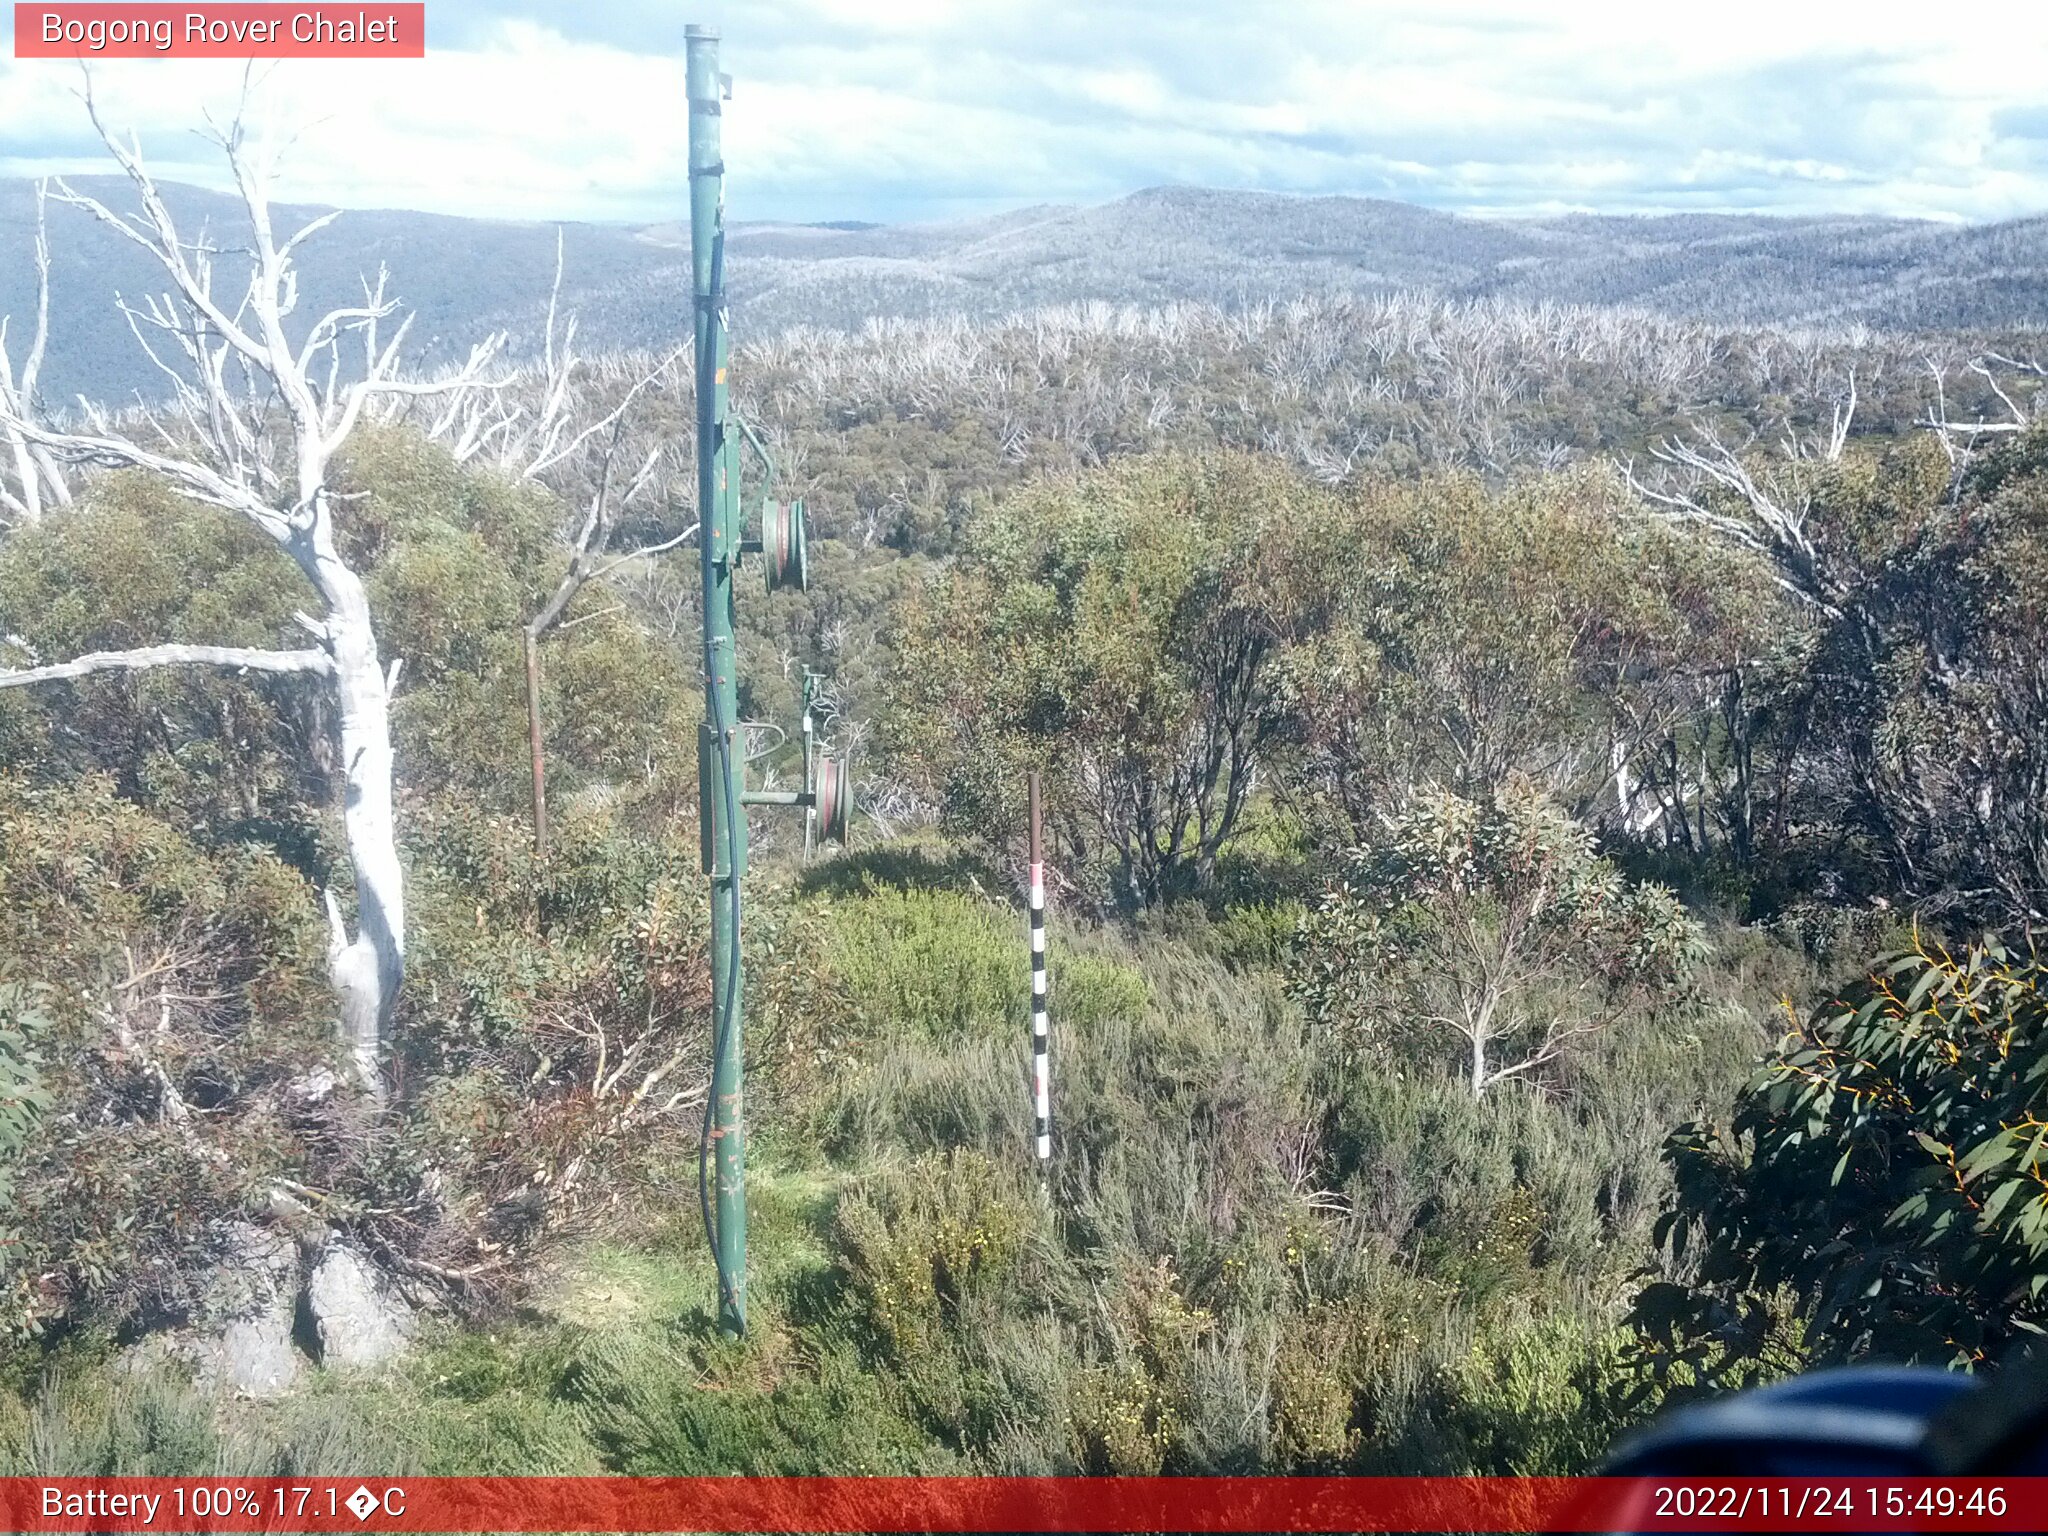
1921 351 2046 484
1623 371 1861 623
0 180 74 526
0 95 510 1102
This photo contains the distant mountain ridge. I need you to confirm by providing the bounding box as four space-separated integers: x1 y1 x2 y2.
4 178 2045 405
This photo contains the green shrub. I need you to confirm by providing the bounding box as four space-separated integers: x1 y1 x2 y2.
562 1325 942 1474
0 776 327 1343
1212 900 1309 973
1630 936 2048 1391
0 474 319 843
821 887 1147 1046
0 983 51 1288
1269 1310 1360 1468
835 1149 1040 1359
1418 1310 1635 1475
395 798 719 1260
1296 782 1706 1097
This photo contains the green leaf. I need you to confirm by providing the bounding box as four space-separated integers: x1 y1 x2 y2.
1982 1179 2027 1226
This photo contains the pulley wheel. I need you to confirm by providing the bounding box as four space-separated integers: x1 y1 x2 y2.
813 753 851 846
762 497 809 594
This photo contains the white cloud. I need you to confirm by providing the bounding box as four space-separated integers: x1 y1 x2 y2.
1 0 2045 223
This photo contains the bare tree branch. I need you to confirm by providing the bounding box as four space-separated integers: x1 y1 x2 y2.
583 519 698 585
1622 387 1853 621
0 643 333 689
1917 352 2044 493
0 180 71 524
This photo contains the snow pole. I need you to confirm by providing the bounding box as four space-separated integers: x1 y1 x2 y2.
1029 772 1051 1165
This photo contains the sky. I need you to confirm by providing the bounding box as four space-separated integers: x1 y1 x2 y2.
3 0 2047 227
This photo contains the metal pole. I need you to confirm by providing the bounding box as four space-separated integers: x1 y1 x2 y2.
688 22 746 1335
1028 772 1050 1165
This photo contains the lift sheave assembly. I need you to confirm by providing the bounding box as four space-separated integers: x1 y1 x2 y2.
711 431 846 854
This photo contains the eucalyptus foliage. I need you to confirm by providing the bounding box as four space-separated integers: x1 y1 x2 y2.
0 981 51 1303
1296 783 1705 1096
1631 938 2048 1393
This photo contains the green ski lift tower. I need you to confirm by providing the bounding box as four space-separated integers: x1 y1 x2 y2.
687 23 850 1335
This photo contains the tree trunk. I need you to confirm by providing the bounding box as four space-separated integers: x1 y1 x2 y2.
524 628 548 858
314 551 403 1105
1611 735 1643 833
1471 1032 1488 1098
4 430 41 523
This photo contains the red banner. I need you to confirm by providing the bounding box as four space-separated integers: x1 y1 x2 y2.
12 5 425 58
0 1476 2041 1533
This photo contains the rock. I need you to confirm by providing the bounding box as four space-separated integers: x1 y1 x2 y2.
306 1241 415 1368
163 1220 305 1398
287 1067 340 1105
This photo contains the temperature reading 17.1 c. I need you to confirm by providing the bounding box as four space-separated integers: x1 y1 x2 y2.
163 1485 409 1521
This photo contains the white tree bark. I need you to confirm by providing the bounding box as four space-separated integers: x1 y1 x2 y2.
0 180 71 527
0 643 332 687
311 548 404 1099
0 91 509 1103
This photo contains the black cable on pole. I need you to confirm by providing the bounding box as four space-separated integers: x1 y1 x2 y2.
695 225 745 1330
697 700 743 1327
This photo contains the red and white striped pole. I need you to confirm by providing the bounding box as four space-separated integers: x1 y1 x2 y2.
1028 771 1051 1165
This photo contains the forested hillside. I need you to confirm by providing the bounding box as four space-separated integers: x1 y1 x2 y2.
2 134 2047 1479
6 176 2048 404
